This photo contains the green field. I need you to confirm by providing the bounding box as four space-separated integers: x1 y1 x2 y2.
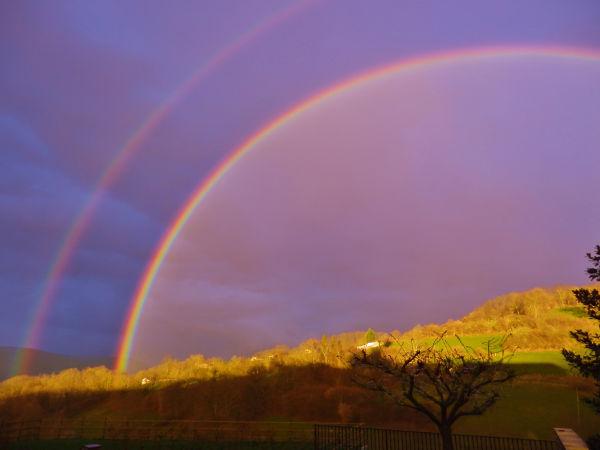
456 379 600 440
508 351 573 375
423 334 504 349
557 306 587 318
393 334 574 375
391 334 503 349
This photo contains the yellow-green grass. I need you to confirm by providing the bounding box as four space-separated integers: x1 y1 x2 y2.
392 335 572 373
556 306 587 318
390 334 503 349
424 335 504 349
508 351 573 375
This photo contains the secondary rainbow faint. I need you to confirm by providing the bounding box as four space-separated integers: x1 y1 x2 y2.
11 0 319 377
115 44 600 373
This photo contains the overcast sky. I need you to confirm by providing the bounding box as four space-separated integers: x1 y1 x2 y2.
1 1 600 363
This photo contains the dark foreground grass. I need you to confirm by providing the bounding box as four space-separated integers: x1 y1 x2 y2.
7 438 313 450
455 378 600 440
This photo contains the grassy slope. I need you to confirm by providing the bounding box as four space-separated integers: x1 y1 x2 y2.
393 285 597 351
457 376 600 439
382 284 597 378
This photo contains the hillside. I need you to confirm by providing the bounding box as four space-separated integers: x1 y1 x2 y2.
240 283 597 365
0 347 113 381
2 284 596 381
395 284 597 351
0 284 598 439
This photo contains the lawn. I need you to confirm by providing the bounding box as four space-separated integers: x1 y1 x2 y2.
508 351 573 375
456 377 600 440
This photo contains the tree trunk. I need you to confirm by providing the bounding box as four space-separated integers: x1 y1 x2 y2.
439 424 454 450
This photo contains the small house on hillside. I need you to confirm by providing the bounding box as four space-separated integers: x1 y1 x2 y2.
357 341 380 351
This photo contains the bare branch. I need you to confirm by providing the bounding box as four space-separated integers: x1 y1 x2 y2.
349 332 515 445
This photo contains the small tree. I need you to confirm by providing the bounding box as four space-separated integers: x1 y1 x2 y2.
350 334 515 450
365 328 377 343
562 245 600 413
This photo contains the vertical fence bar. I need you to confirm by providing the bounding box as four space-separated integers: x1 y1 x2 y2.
346 426 350 449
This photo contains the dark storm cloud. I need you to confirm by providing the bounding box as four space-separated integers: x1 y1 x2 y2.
0 115 157 350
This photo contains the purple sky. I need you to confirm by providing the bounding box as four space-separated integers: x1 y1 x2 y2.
134 56 600 365
1 1 600 360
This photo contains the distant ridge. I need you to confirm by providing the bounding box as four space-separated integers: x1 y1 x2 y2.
0 347 113 380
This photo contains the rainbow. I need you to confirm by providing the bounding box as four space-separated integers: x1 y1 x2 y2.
115 44 600 372
11 0 319 377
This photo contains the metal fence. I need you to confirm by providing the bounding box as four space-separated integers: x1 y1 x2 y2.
314 424 562 450
0 420 564 450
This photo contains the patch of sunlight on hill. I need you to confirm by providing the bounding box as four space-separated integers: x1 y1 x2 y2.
557 306 587 318
390 335 503 350
395 284 598 352
509 351 571 375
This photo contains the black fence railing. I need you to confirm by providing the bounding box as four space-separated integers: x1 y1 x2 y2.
0 420 564 450
314 424 562 450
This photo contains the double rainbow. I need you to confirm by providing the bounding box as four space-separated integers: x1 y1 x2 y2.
12 0 319 377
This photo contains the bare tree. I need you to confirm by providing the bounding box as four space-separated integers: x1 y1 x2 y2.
350 334 515 450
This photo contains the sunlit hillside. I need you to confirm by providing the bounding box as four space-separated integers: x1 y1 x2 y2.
398 284 597 350
1 284 598 439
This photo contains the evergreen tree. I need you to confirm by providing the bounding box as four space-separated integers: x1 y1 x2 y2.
365 328 377 343
562 245 600 413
